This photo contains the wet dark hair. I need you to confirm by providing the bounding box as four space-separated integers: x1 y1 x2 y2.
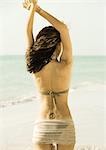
25 26 61 73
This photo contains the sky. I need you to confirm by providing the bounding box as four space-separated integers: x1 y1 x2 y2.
0 0 105 55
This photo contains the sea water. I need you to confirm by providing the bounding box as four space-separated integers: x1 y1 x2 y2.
0 55 105 107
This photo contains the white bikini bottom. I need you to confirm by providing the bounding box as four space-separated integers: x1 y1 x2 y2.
32 119 76 145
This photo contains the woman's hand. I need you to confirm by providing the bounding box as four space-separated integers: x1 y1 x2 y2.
23 0 31 10
23 0 37 10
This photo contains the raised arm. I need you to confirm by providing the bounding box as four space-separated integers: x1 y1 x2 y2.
36 5 73 64
23 0 37 50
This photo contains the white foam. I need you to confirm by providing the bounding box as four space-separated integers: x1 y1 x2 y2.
0 81 105 108
0 95 38 108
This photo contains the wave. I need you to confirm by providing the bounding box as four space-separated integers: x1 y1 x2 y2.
0 81 105 108
71 81 106 90
0 95 38 108
75 145 106 150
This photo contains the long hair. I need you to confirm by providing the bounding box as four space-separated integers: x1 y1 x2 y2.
25 26 61 73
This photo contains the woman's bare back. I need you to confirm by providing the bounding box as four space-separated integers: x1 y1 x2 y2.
24 0 75 149
32 59 73 120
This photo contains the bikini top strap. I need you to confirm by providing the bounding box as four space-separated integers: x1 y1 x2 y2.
40 89 69 96
53 89 69 95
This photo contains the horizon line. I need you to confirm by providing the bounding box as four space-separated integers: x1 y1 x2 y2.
0 54 106 56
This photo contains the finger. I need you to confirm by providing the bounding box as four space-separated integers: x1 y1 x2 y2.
23 2 30 7
23 1 27 6
26 0 31 6
22 3 27 7
28 4 31 10
23 3 29 9
24 0 27 3
25 0 28 3
26 0 31 3
26 0 29 3
24 0 30 5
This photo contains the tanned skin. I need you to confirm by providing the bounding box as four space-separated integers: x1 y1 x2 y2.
23 0 75 150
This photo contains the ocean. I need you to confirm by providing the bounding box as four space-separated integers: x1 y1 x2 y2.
0 55 105 107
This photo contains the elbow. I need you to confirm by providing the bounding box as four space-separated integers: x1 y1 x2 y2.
60 22 69 31
62 22 68 29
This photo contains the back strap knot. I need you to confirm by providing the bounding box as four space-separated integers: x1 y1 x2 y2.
40 89 69 119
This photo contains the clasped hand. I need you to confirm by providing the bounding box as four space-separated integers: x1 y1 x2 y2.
23 0 38 10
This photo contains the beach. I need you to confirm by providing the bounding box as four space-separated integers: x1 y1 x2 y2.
0 83 105 150
0 0 105 148
0 55 105 149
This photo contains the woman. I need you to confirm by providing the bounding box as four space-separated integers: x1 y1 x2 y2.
23 0 76 150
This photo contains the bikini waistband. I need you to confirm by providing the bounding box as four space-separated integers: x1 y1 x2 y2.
34 118 74 124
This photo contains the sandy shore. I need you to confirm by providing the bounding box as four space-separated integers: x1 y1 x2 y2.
0 83 106 150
